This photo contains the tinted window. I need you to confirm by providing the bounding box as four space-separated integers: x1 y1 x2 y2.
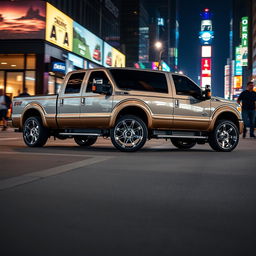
110 70 168 94
65 72 85 94
172 75 201 96
86 71 111 92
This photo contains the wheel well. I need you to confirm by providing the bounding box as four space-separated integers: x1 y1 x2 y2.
116 106 148 126
215 112 239 129
22 109 42 124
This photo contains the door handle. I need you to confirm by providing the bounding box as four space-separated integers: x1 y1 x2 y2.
81 98 86 105
60 98 64 105
175 99 179 108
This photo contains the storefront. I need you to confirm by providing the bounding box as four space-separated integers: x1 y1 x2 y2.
0 54 36 98
0 1 126 99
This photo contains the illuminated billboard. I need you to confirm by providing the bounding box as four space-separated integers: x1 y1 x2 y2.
103 42 113 67
201 58 211 77
235 46 243 76
234 76 242 89
46 3 73 51
241 17 248 66
201 46 212 57
103 42 125 67
73 22 103 65
0 1 46 39
201 77 211 89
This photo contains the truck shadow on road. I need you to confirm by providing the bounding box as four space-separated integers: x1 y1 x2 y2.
13 145 214 154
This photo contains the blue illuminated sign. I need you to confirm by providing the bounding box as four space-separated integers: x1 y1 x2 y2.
52 62 66 73
199 31 214 45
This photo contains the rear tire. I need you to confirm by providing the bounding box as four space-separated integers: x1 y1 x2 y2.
23 116 49 147
110 115 148 152
74 136 97 147
208 120 239 152
171 138 196 150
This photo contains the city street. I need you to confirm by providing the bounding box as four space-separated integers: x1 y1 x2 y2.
0 129 256 255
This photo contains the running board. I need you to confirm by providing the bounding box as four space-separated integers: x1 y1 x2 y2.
58 133 101 136
156 135 208 139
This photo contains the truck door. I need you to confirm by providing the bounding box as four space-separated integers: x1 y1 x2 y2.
171 74 211 130
57 71 86 128
80 70 113 128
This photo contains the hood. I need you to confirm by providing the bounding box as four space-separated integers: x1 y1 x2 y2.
211 96 236 104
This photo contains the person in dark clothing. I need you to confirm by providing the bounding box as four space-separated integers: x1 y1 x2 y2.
237 81 256 138
18 87 30 97
0 89 12 131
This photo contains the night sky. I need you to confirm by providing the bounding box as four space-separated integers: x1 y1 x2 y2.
178 0 232 97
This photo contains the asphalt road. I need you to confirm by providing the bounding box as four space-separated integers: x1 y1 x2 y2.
0 129 256 256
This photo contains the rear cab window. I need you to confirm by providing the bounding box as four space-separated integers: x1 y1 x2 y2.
109 69 169 94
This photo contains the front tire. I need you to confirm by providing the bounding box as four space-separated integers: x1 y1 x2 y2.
208 120 239 152
171 138 196 150
23 116 49 147
110 115 148 152
74 136 97 147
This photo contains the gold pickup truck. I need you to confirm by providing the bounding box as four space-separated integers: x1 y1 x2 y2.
12 68 243 152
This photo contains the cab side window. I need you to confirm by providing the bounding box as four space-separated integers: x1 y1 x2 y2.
86 71 111 93
65 72 85 94
172 75 201 96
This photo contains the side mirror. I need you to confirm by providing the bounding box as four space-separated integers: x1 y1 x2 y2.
203 85 211 100
92 79 112 95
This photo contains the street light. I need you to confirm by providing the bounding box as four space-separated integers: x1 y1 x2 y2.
154 41 164 70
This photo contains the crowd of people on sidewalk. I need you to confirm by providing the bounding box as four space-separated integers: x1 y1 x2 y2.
1 83 256 136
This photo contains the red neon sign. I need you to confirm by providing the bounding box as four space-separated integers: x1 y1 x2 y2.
201 58 211 77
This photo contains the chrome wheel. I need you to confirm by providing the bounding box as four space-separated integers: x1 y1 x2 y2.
209 120 239 152
216 122 238 150
24 119 40 145
23 116 49 147
111 115 148 152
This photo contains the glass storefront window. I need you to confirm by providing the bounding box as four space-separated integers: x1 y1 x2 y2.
56 77 63 94
6 72 23 98
0 54 24 69
26 54 36 69
25 71 36 95
0 71 4 90
48 75 55 94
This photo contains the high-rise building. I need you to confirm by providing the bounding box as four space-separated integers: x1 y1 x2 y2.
120 0 178 71
225 0 251 100
146 0 179 71
199 8 214 90
250 0 256 81
120 0 149 67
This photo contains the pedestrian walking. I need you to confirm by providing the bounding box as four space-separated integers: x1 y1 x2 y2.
0 89 12 131
237 81 256 138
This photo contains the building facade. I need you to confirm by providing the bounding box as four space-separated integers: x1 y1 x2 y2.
225 0 251 100
0 0 124 99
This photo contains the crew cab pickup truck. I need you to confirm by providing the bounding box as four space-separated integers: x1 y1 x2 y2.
12 68 243 152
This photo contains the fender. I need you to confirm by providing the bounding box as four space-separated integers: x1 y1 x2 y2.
21 102 48 128
110 99 153 128
208 105 242 131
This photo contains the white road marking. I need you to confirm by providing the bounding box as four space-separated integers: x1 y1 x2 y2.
0 151 109 157
0 155 113 191
0 138 18 141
